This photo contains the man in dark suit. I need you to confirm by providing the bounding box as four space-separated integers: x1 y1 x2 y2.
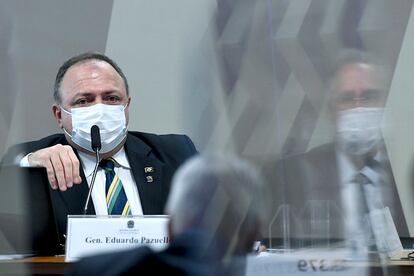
264 50 409 252
67 154 269 276
1 52 197 249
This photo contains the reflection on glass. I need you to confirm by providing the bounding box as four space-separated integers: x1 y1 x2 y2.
265 49 407 263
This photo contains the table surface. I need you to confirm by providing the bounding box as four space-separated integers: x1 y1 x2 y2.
0 255 69 275
1 255 414 275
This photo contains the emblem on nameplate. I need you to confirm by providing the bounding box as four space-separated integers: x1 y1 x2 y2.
127 220 135 229
144 167 155 173
146 176 154 183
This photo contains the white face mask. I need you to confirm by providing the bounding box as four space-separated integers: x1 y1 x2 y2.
336 107 384 156
61 103 128 154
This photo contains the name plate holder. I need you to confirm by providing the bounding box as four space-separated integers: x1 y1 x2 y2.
65 215 169 262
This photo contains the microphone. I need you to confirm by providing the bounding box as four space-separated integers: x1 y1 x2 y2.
91 125 101 152
83 125 101 215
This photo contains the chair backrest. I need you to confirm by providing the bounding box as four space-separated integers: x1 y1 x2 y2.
0 165 60 255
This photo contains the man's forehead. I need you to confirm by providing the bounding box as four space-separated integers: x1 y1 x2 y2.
60 60 125 95
65 59 117 77
335 63 383 92
60 59 127 104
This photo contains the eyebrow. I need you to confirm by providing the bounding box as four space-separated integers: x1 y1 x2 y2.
101 90 123 96
73 90 122 97
337 89 384 100
70 92 94 100
73 92 94 97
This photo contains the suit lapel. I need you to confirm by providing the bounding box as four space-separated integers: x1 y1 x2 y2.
54 168 95 212
304 144 344 238
124 134 166 214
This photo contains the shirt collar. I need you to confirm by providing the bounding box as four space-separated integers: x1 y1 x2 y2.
337 150 383 185
78 147 131 178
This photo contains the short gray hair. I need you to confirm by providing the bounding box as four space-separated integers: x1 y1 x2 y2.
166 154 268 256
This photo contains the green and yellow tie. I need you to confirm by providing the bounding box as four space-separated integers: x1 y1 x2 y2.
99 158 131 215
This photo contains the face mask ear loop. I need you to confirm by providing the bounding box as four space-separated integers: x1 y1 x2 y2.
59 105 72 137
62 127 73 138
59 105 72 115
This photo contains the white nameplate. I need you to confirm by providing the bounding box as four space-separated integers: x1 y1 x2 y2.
246 249 368 276
65 215 169 262
369 207 403 258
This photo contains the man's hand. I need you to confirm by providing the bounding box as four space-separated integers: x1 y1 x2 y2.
28 144 82 191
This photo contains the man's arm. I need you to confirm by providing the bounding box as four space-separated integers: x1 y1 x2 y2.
26 145 81 191
1 136 82 191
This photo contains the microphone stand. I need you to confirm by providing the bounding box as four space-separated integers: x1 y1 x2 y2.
83 125 102 215
83 150 100 215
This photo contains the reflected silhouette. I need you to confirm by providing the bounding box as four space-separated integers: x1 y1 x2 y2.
263 49 408 257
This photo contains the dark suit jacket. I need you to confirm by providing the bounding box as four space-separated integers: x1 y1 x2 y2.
262 143 409 247
1 131 197 250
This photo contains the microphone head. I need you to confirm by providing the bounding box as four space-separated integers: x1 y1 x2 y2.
90 125 101 152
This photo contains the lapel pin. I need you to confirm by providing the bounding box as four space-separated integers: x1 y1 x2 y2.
146 176 154 183
144 167 155 173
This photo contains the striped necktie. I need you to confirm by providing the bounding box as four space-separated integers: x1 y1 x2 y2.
99 158 131 216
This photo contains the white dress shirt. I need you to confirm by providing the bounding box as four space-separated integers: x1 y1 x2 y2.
338 151 385 213
337 151 385 250
78 148 143 215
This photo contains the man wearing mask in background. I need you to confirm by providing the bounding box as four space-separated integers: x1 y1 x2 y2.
264 49 408 255
1 52 197 247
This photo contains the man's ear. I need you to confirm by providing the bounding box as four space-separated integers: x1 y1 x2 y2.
52 104 63 128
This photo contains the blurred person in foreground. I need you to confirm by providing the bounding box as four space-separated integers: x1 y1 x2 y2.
67 154 269 276
1 52 197 249
264 49 408 255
